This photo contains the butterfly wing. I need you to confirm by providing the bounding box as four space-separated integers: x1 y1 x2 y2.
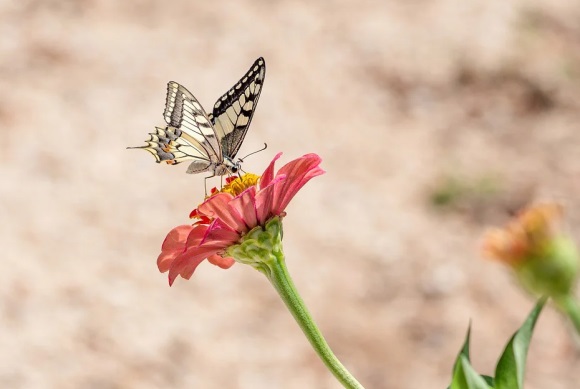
163 82 222 164
209 57 266 160
131 82 222 173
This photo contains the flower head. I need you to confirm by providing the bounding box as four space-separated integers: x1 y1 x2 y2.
482 203 579 297
157 153 324 285
482 203 563 265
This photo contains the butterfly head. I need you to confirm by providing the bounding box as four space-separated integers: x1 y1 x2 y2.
216 157 242 176
229 164 240 174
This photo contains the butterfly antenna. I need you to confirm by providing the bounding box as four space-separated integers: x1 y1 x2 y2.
238 143 268 162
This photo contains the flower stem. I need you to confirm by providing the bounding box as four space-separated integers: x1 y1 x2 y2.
266 256 366 389
227 217 365 388
555 294 580 335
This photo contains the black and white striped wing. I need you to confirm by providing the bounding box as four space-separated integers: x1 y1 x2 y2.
131 82 221 173
209 57 265 160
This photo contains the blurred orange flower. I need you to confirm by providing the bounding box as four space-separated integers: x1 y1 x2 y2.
482 203 563 266
482 203 579 298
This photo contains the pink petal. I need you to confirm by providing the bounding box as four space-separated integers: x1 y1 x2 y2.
160 225 209 274
208 254 236 269
157 225 195 272
259 152 282 189
271 154 324 215
198 193 246 233
200 218 241 247
157 251 178 273
255 174 286 225
168 245 222 285
184 224 210 247
229 186 258 229
160 225 194 251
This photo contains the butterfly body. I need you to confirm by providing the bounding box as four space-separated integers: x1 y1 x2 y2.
131 57 266 178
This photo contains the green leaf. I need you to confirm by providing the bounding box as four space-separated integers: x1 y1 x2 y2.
494 298 547 389
481 375 495 386
448 324 493 389
450 356 494 389
459 322 472 361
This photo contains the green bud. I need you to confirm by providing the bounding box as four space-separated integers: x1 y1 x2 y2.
226 216 284 275
515 236 579 298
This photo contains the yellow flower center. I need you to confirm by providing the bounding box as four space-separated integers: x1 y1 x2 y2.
217 173 260 197
191 174 261 221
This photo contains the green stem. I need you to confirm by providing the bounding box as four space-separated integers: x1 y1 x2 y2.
555 294 580 335
227 217 365 388
266 257 365 389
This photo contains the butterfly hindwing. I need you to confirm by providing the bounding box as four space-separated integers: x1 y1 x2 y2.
133 126 212 172
210 57 266 160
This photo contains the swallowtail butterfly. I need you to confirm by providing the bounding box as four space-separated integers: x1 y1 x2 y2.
130 57 266 178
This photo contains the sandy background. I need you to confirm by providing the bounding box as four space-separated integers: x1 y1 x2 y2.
1 0 580 388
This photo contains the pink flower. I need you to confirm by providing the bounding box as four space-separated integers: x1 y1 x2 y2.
157 153 325 285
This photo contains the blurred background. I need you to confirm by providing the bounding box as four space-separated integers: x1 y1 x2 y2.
1 0 579 388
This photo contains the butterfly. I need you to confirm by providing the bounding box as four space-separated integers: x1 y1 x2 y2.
130 57 266 181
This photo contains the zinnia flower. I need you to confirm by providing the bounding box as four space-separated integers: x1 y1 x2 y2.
157 153 324 285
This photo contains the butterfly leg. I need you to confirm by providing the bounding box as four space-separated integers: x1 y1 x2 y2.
204 173 216 197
